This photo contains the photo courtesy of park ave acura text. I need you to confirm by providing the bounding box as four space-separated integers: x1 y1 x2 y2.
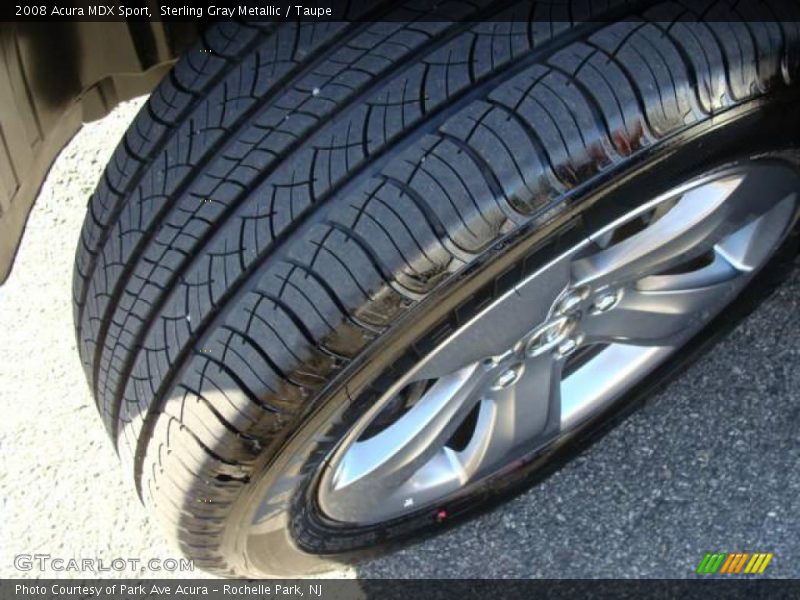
0 0 799 595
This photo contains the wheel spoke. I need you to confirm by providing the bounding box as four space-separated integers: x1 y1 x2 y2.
461 353 561 477
571 175 746 289
581 282 734 347
714 192 797 271
560 344 671 428
374 447 468 516
573 166 800 290
330 362 487 495
411 253 572 382
635 248 739 292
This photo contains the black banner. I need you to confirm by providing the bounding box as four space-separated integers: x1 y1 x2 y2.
4 580 800 600
4 0 800 22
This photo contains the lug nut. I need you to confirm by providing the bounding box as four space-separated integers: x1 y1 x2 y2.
557 286 589 315
527 321 563 357
491 364 523 390
526 316 578 358
555 336 579 358
556 332 584 358
545 325 562 342
592 291 618 313
557 294 582 315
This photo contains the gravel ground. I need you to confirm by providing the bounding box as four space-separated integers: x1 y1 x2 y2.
0 99 797 580
0 98 200 580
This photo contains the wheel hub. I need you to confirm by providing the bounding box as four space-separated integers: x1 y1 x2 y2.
473 284 627 403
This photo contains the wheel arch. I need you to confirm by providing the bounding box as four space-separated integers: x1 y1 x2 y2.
0 19 202 283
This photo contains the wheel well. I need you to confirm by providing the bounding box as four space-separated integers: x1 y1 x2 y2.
0 20 202 283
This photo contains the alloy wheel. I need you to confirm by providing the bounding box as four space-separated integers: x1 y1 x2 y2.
316 163 799 524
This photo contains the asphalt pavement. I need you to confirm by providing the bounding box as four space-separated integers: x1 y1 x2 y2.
0 99 797 580
358 267 800 577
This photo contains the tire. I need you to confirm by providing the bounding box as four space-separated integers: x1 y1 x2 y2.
72 3 800 577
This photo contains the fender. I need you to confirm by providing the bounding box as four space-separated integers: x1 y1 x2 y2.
0 18 201 283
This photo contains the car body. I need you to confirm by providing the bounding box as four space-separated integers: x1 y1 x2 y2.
0 19 200 282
